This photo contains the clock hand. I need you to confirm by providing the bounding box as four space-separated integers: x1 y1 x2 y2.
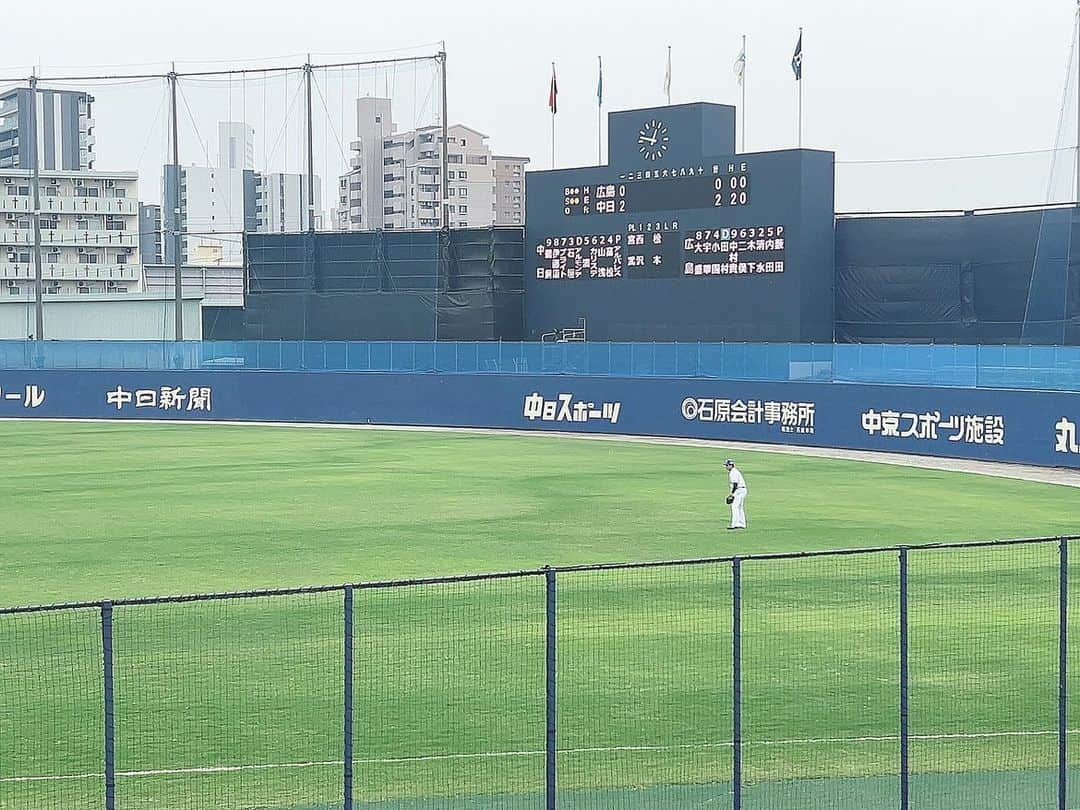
638 135 657 145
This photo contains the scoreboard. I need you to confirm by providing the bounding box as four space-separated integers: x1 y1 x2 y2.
524 102 836 342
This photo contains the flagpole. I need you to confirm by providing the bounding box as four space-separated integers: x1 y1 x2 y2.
797 27 803 148
666 45 672 105
597 55 603 165
741 35 747 153
551 61 556 169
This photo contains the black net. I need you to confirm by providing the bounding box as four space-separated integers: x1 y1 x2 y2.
556 563 732 809
0 607 104 810
112 592 342 809
355 574 546 809
741 552 898 810
909 542 1058 810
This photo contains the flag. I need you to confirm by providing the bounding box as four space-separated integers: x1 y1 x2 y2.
663 46 671 101
733 45 746 86
548 62 558 114
597 56 603 107
791 31 803 80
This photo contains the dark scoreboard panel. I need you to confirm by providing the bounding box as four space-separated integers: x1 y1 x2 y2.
524 102 836 343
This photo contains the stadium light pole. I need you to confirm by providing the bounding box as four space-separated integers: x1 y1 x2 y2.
28 73 44 342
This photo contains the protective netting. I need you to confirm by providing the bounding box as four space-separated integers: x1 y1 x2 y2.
556 563 732 809
112 592 342 809
0 607 103 810
356 575 546 808
909 542 1059 810
742 552 898 810
1 539 1077 810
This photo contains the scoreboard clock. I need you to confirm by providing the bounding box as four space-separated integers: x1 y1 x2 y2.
637 119 670 161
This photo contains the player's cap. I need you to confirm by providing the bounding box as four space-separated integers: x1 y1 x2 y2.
724 458 734 466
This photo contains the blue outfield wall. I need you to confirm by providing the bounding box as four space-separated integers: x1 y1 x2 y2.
1 370 1079 469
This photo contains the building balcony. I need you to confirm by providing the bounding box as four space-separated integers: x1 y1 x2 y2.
0 262 142 282
38 197 138 215
0 229 139 248
0 196 32 213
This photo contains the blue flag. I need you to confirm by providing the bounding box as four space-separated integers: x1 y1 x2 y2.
597 56 603 107
792 31 803 80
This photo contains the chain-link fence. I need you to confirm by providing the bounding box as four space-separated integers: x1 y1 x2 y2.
1 536 1078 809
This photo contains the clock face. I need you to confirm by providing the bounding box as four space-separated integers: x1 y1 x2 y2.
637 119 670 161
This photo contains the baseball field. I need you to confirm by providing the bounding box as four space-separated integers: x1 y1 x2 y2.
2 420 1079 810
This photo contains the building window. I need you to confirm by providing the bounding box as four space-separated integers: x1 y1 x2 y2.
16 252 30 263
447 154 463 164
513 213 522 223
458 170 468 180
458 187 468 197
447 188 456 197
46 251 60 263
458 205 467 214
466 155 488 165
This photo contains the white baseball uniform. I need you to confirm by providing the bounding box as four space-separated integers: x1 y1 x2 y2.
728 466 747 529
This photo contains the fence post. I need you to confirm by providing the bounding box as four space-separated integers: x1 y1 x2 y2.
899 548 909 810
545 567 557 810
732 557 742 810
101 601 115 810
344 586 354 810
1060 538 1068 810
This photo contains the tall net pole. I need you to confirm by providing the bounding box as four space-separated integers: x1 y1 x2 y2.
169 65 183 341
28 74 44 341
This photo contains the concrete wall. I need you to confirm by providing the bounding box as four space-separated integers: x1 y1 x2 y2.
0 294 203 340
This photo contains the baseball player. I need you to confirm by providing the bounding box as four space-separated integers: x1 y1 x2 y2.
724 459 748 530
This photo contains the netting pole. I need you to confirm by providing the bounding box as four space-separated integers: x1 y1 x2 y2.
1060 537 1068 810
28 73 44 343
168 66 183 343
545 567 557 810
304 56 316 233
344 586 354 810
899 548 910 810
101 601 116 810
732 557 742 810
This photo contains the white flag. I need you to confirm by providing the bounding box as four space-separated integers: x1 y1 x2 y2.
733 46 746 86
663 46 671 102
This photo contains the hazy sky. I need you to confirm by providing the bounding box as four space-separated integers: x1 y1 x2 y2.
3 0 1079 211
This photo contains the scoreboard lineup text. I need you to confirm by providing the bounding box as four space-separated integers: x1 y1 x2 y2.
535 225 786 281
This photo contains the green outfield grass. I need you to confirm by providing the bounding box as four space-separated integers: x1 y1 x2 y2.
1 421 1079 810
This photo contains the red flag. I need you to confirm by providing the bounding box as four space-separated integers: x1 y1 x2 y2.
548 63 558 114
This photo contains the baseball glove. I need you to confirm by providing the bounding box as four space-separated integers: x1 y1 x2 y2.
725 495 734 505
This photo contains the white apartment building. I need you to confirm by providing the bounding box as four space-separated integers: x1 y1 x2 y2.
335 98 520 231
255 172 322 233
0 169 142 297
163 123 322 266
493 155 528 226
219 122 255 171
